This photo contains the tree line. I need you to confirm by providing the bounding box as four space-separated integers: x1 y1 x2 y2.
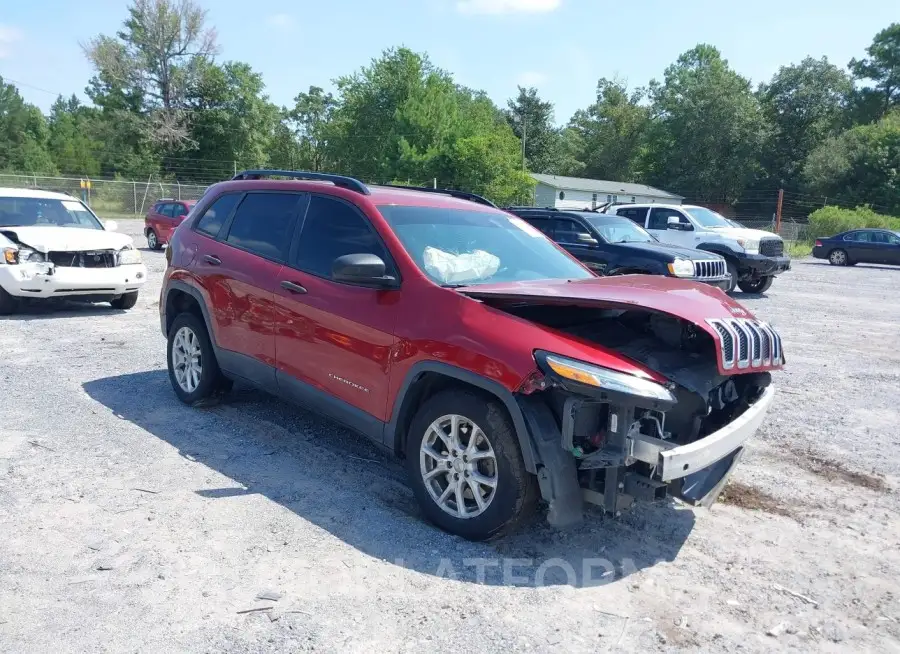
0 0 898 211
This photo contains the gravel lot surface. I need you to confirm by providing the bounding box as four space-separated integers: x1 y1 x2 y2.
1 221 898 653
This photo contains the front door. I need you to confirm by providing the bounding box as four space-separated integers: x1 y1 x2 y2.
872 231 900 264
646 207 695 248
273 194 399 432
552 216 610 274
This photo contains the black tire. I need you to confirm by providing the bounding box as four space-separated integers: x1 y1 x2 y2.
738 276 774 294
110 291 139 310
405 389 538 541
146 229 162 251
725 261 739 293
166 312 227 406
829 249 849 266
0 285 18 315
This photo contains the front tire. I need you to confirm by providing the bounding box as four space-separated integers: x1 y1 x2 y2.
405 390 537 541
110 291 139 310
146 229 162 251
0 285 18 315
829 249 849 266
725 261 739 293
167 313 227 405
738 276 774 294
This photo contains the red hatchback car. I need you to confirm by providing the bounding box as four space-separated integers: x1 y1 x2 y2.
159 170 784 541
144 199 196 250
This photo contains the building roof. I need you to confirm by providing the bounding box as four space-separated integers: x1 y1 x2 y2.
0 187 79 201
530 174 683 200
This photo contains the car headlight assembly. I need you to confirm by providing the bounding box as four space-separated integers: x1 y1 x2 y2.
667 258 695 277
118 247 143 266
538 352 676 403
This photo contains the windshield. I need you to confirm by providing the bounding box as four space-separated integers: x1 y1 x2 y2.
377 205 593 286
0 197 104 230
585 215 656 243
684 206 733 228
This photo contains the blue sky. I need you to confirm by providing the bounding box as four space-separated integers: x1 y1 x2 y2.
1 0 896 124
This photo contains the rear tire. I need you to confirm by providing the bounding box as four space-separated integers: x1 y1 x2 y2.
725 261 739 293
110 291 139 310
738 276 774 294
146 229 162 251
167 312 227 406
829 249 849 266
0 285 18 315
405 389 538 541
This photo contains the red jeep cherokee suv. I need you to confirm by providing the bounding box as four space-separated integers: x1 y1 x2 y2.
159 170 784 541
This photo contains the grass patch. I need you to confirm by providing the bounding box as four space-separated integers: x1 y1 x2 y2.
786 241 812 258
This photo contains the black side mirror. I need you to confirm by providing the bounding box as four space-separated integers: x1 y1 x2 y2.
332 253 398 289
576 233 599 247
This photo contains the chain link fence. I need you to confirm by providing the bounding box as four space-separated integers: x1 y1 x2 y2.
0 174 209 219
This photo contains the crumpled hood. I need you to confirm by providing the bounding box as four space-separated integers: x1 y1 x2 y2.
0 226 134 253
458 276 782 374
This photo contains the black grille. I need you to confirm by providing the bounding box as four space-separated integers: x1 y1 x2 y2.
759 238 784 257
48 251 117 268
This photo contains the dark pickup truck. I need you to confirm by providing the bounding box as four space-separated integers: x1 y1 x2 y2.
505 207 732 290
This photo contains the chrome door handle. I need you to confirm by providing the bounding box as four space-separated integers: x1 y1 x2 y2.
280 280 308 294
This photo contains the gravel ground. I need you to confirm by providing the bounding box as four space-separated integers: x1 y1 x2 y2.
1 221 898 653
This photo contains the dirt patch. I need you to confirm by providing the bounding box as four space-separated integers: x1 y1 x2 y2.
789 447 889 492
719 481 798 518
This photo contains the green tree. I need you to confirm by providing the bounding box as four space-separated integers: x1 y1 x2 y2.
849 23 900 122
184 61 280 179
803 110 900 213
567 78 648 182
758 56 853 189
0 77 56 173
286 86 338 171
644 45 767 201
504 86 564 174
84 0 218 147
47 95 102 176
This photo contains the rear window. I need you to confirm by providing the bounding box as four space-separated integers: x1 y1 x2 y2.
194 194 241 238
224 192 301 261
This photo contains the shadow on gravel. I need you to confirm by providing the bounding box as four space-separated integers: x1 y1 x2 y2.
83 370 695 589
0 301 126 320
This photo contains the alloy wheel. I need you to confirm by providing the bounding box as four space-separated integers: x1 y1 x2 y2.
172 326 202 393
148 231 158 249
830 250 847 265
419 414 498 519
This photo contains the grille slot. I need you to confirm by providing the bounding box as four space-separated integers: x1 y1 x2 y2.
707 318 784 370
759 238 784 257
692 259 726 279
48 250 117 268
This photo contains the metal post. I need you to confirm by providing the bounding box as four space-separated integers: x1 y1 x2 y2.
177 180 181 201
775 189 784 234
133 182 138 216
433 178 437 189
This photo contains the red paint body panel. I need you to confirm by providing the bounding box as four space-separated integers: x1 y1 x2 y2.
161 178 777 428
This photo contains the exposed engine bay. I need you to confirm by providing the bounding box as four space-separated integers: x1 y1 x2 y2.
503 303 773 515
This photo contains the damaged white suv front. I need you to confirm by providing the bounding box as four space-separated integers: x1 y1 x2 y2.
0 188 147 314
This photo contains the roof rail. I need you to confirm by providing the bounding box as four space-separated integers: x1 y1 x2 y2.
503 206 560 212
232 169 370 195
380 184 497 208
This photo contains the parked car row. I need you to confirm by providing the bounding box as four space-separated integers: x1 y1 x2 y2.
812 229 900 266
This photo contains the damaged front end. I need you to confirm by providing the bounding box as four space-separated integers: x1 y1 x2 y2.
477 293 783 527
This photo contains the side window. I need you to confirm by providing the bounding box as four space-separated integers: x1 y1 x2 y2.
194 193 242 239
294 195 392 279
887 233 900 245
174 203 189 217
616 208 647 225
159 203 175 218
648 208 685 230
553 218 592 245
872 231 893 244
521 216 554 238
224 192 301 261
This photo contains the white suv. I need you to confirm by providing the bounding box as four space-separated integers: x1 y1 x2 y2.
610 204 790 293
0 188 147 314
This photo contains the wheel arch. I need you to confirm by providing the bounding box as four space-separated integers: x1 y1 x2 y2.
164 280 216 346
696 242 742 265
385 361 538 474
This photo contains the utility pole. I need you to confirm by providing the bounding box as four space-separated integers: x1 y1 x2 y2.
775 188 784 234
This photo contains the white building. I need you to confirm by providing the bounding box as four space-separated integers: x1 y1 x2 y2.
530 173 683 210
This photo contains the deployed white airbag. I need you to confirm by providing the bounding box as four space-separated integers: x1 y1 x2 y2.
423 246 500 285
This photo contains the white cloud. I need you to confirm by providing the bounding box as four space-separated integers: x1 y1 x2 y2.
0 25 24 59
456 0 561 15
516 71 548 87
266 13 296 31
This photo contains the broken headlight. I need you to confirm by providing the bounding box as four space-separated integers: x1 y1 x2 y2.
538 352 676 403
118 246 143 266
3 247 45 264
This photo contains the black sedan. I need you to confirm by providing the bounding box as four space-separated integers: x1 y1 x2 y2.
812 229 900 266
504 207 732 290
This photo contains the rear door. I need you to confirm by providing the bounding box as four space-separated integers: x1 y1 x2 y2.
273 194 399 428
844 230 877 263
192 191 305 387
616 207 649 227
